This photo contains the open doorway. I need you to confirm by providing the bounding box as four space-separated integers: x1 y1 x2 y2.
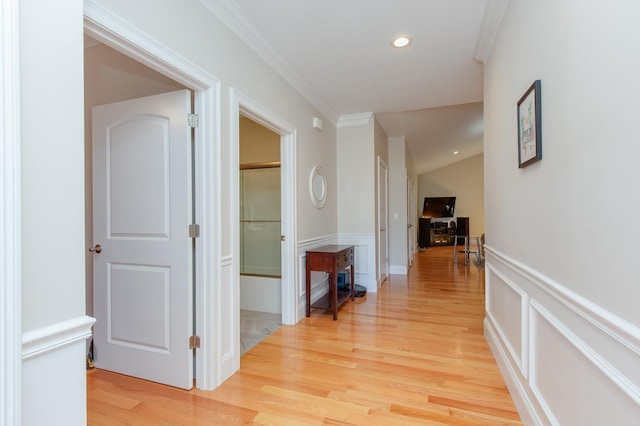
84 5 224 389
83 35 188 326
230 90 298 358
85 37 200 389
238 116 282 355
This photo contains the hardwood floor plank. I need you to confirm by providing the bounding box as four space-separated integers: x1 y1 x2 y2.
88 246 521 425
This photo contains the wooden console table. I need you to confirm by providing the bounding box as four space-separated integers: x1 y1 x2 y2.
305 245 354 320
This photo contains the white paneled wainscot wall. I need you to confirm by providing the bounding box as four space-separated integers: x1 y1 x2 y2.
484 246 640 425
22 316 96 425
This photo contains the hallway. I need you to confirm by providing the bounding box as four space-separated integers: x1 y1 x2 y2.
87 246 521 425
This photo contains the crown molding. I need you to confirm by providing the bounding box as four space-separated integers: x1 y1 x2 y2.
200 0 339 125
473 0 510 63
337 112 373 128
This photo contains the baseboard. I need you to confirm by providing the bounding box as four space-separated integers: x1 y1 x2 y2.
389 264 407 275
484 245 640 424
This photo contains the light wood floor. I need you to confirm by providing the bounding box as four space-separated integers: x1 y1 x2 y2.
87 246 521 425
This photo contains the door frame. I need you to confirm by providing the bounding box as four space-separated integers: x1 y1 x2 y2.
1 0 21 421
230 88 297 369
84 3 223 390
377 156 389 286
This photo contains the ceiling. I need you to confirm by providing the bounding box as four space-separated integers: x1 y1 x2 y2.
204 0 507 174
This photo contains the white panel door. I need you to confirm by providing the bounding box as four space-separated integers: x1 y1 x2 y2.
92 90 193 389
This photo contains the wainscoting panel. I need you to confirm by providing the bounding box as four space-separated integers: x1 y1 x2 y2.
486 266 527 376
22 316 95 426
337 233 376 291
530 302 640 425
484 245 640 425
220 256 237 379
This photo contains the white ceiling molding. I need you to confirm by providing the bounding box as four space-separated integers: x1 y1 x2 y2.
473 0 510 63
200 0 339 125
337 112 373 128
83 34 101 48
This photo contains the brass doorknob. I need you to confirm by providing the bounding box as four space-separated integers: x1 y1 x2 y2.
89 244 102 254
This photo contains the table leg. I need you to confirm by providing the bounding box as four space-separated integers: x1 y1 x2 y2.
350 265 355 301
465 236 470 266
306 264 311 317
331 271 338 320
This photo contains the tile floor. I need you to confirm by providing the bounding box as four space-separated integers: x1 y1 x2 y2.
240 309 281 356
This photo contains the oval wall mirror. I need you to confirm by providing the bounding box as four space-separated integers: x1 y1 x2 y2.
309 165 327 208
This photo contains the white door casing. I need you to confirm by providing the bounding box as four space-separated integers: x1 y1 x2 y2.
377 157 389 285
92 89 193 389
230 88 298 372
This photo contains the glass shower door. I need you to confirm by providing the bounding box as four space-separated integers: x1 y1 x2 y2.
240 167 281 276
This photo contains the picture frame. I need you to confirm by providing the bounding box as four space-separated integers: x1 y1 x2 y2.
517 80 542 168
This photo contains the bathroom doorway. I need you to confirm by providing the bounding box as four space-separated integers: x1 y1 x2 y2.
239 116 282 355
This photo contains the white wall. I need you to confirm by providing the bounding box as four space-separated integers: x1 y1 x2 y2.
388 137 409 274
373 118 389 282
336 115 378 291
418 153 485 236
484 1 640 424
21 0 85 333
239 116 279 164
406 144 418 263
19 0 90 423
337 119 374 234
17 0 341 422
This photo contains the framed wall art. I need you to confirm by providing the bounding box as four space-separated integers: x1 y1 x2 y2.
517 80 542 168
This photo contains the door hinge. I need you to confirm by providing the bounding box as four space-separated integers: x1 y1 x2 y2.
189 224 200 238
188 113 199 128
189 335 201 350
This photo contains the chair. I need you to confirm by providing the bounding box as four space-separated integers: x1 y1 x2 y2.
453 217 481 266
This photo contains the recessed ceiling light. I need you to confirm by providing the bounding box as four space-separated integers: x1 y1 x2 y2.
453 151 459 155
392 36 412 48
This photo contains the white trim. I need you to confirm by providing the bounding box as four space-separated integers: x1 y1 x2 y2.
337 112 373 128
230 88 298 374
377 156 389 286
485 262 528 377
485 318 541 426
389 265 407 275
485 244 640 351
484 244 640 424
83 0 222 390
530 300 640 407
297 234 337 248
473 0 510 63
337 233 377 292
1 0 21 422
22 316 96 361
199 0 338 125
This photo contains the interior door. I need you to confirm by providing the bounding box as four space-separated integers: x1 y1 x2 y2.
92 89 193 389
378 158 389 284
